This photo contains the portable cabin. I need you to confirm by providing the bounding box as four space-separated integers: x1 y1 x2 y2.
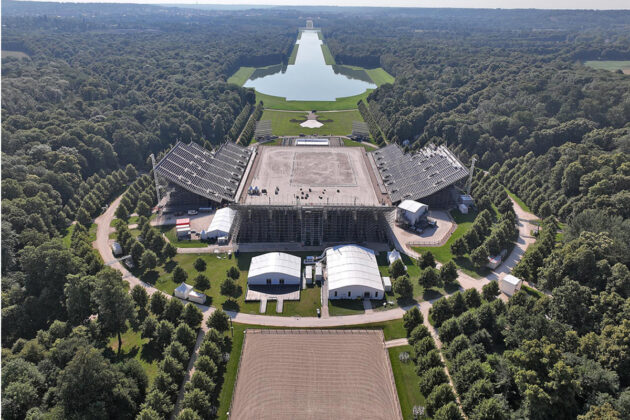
499 274 522 296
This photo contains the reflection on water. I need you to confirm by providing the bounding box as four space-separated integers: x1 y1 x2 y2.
244 30 376 101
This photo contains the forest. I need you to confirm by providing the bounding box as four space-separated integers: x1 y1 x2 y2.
2 2 630 419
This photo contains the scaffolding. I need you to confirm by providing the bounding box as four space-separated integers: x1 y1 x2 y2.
231 204 394 246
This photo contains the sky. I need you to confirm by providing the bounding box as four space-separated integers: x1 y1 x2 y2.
27 0 630 10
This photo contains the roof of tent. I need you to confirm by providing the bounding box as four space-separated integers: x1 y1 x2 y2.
248 252 301 279
502 274 522 286
175 282 194 294
326 245 384 292
208 207 236 234
398 200 428 214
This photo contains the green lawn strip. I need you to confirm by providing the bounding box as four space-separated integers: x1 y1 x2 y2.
327 299 365 316
522 285 544 298
256 89 372 111
162 226 209 248
584 60 630 72
288 44 299 65
504 187 531 213
366 68 395 86
227 67 255 86
389 345 426 420
62 224 75 248
343 138 378 150
261 109 362 136
217 318 407 418
281 284 322 317
321 44 335 65
412 210 476 263
106 326 160 385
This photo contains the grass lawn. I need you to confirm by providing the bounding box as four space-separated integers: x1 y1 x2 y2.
256 89 373 111
282 284 321 316
106 327 160 385
227 67 255 86
328 299 365 316
288 44 299 65
413 210 477 264
321 44 335 65
504 187 532 213
260 109 363 136
584 60 630 73
62 223 97 247
366 68 395 86
389 345 426 420
343 138 379 150
217 318 407 418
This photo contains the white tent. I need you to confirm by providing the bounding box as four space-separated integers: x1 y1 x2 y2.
111 242 123 256
500 274 522 296
247 252 301 286
174 283 194 299
206 207 236 239
326 245 384 300
382 276 392 292
398 200 428 225
187 290 206 304
387 249 402 266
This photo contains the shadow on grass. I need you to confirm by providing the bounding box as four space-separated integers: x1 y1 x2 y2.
329 299 364 313
444 282 461 294
139 270 159 285
454 257 491 278
396 296 419 308
163 260 177 273
140 341 162 364
423 289 444 302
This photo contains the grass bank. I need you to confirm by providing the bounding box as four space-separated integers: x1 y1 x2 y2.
504 187 532 213
256 89 372 111
366 68 395 86
260 109 363 136
227 67 255 86
321 44 335 65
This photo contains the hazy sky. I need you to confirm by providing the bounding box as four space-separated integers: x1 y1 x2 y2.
35 0 630 10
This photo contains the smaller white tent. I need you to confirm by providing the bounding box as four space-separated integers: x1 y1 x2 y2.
174 283 207 304
206 207 236 239
398 200 428 225
500 274 522 296
382 276 392 292
387 249 402 266
111 242 123 256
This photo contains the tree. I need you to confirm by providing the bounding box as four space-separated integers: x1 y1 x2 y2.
175 323 197 351
414 336 437 358
417 349 444 372
141 316 158 340
451 237 469 257
195 355 218 378
92 269 136 354
182 303 203 330
482 281 500 301
389 259 406 279
450 292 467 316
177 408 202 420
162 242 177 261
115 203 129 221
419 268 439 289
194 257 206 272
1 381 40 420
420 251 436 269
207 309 230 332
220 278 238 297
471 397 510 420
57 347 120 418
426 383 457 416
393 275 414 300
141 390 173 419
164 298 184 324
186 370 216 396
463 289 482 309
430 297 453 328
471 246 489 269
226 266 241 280
131 241 145 266
440 261 458 285
439 318 462 344
182 388 213 418
131 284 149 309
150 292 167 317
64 274 96 325
76 207 92 227
173 266 188 284
156 320 175 350
136 201 151 218
403 307 424 336
433 402 463 420
141 249 158 271
409 325 431 345
419 366 449 396
194 274 210 291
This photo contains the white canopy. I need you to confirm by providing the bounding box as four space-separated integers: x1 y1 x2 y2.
398 200 428 214
174 282 194 299
326 245 384 292
249 252 302 280
387 249 402 265
207 207 236 238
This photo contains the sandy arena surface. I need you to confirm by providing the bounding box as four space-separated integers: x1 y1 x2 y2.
242 146 383 206
230 329 402 420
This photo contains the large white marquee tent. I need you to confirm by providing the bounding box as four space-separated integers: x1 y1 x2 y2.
326 245 385 300
247 252 301 286
202 207 236 239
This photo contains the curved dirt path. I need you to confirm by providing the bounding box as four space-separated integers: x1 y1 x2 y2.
94 195 538 328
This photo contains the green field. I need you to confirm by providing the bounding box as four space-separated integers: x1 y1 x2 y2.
217 318 407 418
256 89 373 111
389 345 427 420
343 137 378 150
227 67 255 86
321 44 335 65
260 109 363 136
107 326 160 385
584 60 630 73
366 68 395 86
505 187 532 213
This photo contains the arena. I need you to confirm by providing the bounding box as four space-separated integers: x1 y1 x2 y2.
229 329 402 420
240 146 388 206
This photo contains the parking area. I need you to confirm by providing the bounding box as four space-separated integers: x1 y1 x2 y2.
153 211 215 233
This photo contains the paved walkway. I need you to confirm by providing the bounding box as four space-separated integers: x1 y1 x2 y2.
93 194 538 329
384 338 409 348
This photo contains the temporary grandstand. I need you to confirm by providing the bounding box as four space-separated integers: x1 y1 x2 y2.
153 141 252 211
371 143 469 206
254 120 273 140
351 121 370 139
